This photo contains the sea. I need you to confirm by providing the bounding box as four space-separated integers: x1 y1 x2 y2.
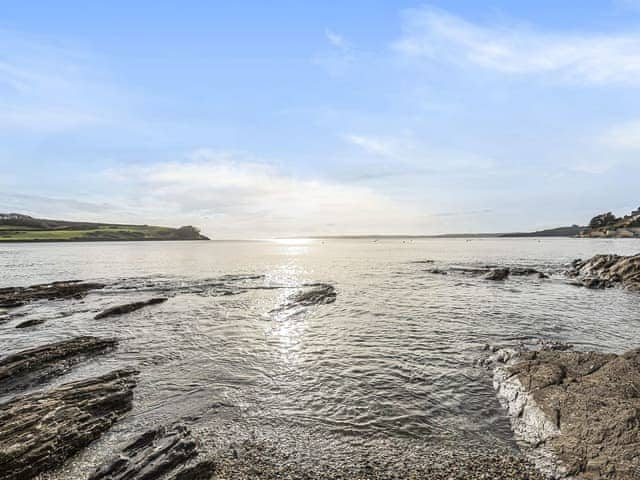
1 238 639 477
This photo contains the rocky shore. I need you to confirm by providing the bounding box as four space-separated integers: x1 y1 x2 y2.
490 344 640 479
0 336 117 392
0 277 345 480
0 369 138 480
567 253 640 291
0 280 105 308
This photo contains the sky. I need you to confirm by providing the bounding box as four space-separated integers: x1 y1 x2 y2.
1 0 640 238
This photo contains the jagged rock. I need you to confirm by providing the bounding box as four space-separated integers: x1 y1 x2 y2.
0 369 137 480
566 253 640 291
0 336 117 392
14 318 47 329
89 424 213 480
485 268 510 281
95 297 168 319
0 280 105 307
493 346 640 479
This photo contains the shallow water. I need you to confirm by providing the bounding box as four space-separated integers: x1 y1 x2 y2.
1 238 640 476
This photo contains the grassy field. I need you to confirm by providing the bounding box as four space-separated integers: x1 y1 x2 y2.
0 225 205 242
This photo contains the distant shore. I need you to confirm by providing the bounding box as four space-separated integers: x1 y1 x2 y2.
0 213 209 242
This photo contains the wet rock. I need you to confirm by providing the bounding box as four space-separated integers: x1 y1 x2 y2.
0 368 137 480
0 301 24 309
0 336 118 392
485 268 510 281
269 284 337 314
449 266 491 275
566 253 640 291
289 284 337 306
14 318 47 329
493 346 640 479
0 280 105 306
511 267 541 276
89 424 211 480
427 268 448 275
95 297 168 319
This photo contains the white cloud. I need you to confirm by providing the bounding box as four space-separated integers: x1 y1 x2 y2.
104 151 423 237
343 134 395 157
601 120 640 150
394 7 640 85
325 29 347 49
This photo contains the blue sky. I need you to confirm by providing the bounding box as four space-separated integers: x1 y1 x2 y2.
2 1 640 237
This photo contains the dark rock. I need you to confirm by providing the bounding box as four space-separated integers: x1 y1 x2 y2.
566 253 640 291
494 347 640 479
0 336 117 392
270 284 337 314
510 267 540 276
0 369 137 480
169 460 216 480
485 268 510 281
428 268 448 275
289 284 337 306
89 424 211 480
95 297 168 320
0 281 105 306
449 266 491 275
0 301 24 309
14 318 47 329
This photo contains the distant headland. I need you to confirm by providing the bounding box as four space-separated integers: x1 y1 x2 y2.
0 213 209 242
503 205 640 238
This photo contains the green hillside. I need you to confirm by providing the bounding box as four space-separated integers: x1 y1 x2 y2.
0 214 209 242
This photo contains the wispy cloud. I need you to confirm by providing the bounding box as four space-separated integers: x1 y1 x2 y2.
343 134 395 157
103 150 423 237
394 7 640 86
325 29 347 49
314 28 356 75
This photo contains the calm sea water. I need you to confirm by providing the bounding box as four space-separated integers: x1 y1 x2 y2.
1 238 640 475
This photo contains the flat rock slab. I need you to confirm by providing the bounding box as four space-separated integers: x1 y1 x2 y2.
0 336 118 393
0 368 138 480
567 253 640 291
494 347 640 479
95 297 168 320
0 280 105 307
90 424 214 480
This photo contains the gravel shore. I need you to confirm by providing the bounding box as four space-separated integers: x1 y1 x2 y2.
206 439 548 479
